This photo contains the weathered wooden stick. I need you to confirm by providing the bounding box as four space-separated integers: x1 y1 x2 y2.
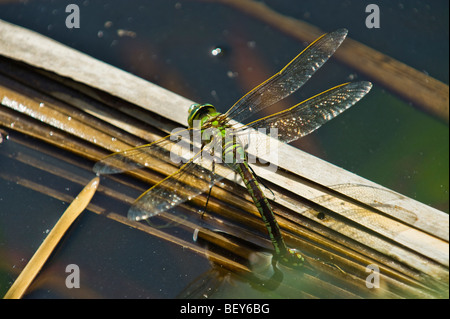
3 177 99 299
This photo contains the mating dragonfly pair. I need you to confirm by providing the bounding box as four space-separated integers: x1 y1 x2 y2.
94 29 372 269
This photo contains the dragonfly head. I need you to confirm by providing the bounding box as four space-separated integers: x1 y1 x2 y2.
187 103 217 128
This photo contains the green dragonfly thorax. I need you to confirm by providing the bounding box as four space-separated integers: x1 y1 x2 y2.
188 103 246 166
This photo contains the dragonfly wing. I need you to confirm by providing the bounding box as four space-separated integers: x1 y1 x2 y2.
93 128 197 175
236 82 372 153
128 134 235 221
128 155 213 221
224 29 349 123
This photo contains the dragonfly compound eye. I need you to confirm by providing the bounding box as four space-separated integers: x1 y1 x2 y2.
188 103 200 115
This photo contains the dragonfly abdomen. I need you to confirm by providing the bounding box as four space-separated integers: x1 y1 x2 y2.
235 161 289 257
235 161 304 269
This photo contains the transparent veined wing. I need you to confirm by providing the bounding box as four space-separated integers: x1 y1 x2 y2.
93 128 198 175
224 28 349 124
127 130 236 221
234 81 372 156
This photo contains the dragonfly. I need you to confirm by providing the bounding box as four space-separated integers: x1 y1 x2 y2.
94 28 372 269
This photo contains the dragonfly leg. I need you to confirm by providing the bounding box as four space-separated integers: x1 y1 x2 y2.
201 185 214 219
200 159 216 219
